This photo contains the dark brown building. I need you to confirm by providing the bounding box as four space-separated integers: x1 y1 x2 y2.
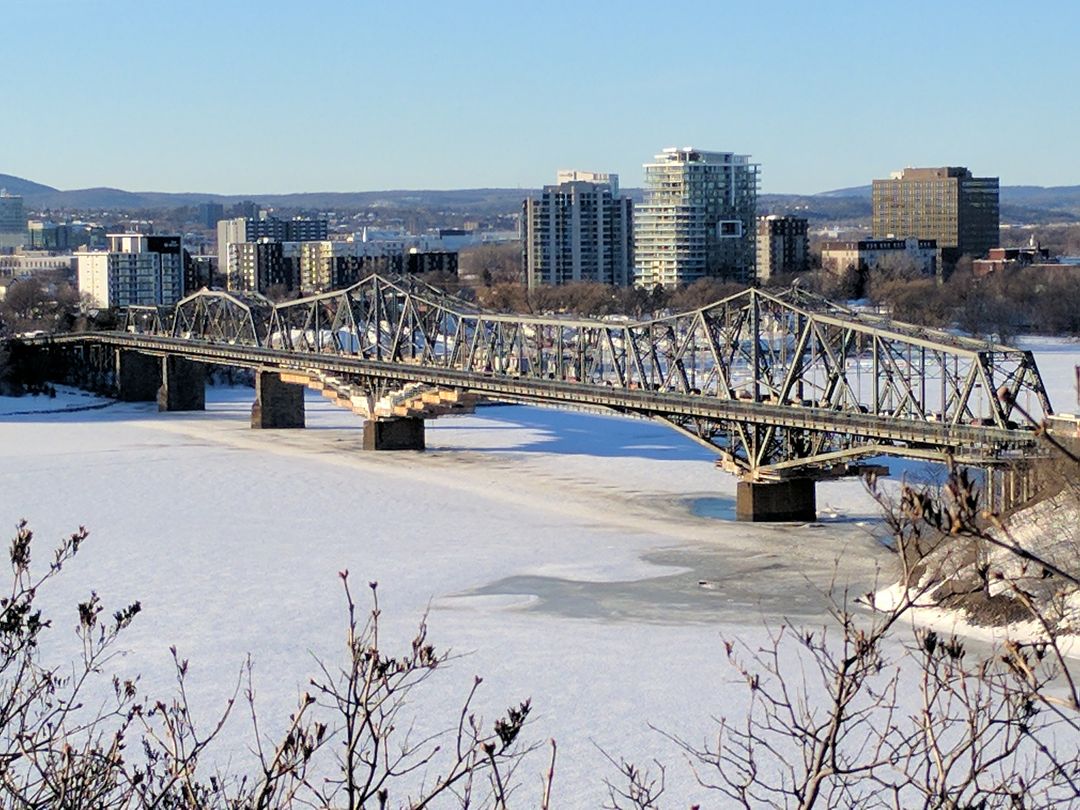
405 250 458 276
756 215 809 281
872 167 999 263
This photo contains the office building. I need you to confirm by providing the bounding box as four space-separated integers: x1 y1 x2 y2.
872 167 999 261
634 147 759 287
0 192 27 250
76 233 184 307
522 170 634 288
756 215 809 281
197 202 225 228
820 237 939 277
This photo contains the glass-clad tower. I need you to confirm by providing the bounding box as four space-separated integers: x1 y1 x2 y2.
634 147 759 287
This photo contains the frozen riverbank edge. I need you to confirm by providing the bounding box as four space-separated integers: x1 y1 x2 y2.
869 476 1080 659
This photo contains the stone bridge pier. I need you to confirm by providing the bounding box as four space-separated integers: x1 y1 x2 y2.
362 417 425 451
158 356 206 411
736 478 817 522
115 350 205 411
251 370 305 429
115 350 160 402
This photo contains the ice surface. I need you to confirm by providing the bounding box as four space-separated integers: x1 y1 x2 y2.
0 337 1075 803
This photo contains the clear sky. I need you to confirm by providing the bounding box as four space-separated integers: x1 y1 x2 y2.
6 0 1078 195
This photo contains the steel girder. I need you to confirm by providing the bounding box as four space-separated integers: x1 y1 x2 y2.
115 275 1053 477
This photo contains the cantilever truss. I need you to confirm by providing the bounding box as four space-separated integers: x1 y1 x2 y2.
171 288 271 346
120 305 171 336
118 275 1053 478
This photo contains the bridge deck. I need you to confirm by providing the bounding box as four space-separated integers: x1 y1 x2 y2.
37 332 1039 468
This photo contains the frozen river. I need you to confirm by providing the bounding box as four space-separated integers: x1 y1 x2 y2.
0 336 1076 804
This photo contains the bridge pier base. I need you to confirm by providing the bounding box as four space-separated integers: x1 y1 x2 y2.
115 350 161 402
157 356 205 412
363 417 425 451
251 371 305 429
736 479 817 522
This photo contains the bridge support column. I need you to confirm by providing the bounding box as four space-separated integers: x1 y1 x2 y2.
115 350 161 402
736 479 817 522
251 370 305 429
363 417 425 451
157 356 206 412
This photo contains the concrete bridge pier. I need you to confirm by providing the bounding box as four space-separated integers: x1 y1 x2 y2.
157 356 206 412
362 417 425 451
115 350 161 402
251 370 305 429
736 478 817 522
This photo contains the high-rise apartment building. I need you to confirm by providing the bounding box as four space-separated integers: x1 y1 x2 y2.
871 167 999 260
297 240 402 294
217 214 329 288
227 239 300 294
634 148 759 287
522 171 634 288
756 215 809 281
76 233 184 307
0 192 27 250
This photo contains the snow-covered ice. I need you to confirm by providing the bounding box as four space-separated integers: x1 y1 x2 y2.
0 336 1076 804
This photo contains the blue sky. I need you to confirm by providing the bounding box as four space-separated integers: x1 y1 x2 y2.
6 0 1078 194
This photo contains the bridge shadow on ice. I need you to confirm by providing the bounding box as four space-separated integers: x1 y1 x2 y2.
428 405 718 463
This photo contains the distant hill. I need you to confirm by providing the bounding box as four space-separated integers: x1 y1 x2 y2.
0 173 58 197
3 171 1079 224
817 185 872 199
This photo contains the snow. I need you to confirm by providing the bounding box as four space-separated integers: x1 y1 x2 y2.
0 336 1076 803
1018 335 1080 414
0 385 112 415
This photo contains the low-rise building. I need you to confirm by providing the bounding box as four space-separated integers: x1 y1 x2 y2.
27 221 98 251
0 252 77 278
820 237 939 277
972 246 1056 277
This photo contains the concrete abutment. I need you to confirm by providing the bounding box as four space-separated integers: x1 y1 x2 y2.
736 478 817 522
251 370 306 429
362 417 425 451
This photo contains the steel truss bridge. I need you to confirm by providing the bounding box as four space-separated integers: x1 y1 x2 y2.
34 273 1052 483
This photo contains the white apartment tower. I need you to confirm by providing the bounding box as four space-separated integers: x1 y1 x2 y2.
522 171 634 288
634 147 759 287
76 234 185 308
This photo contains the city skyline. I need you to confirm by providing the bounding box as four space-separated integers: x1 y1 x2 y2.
5 0 1079 195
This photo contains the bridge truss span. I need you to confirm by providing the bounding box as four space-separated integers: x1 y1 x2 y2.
95 274 1051 479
